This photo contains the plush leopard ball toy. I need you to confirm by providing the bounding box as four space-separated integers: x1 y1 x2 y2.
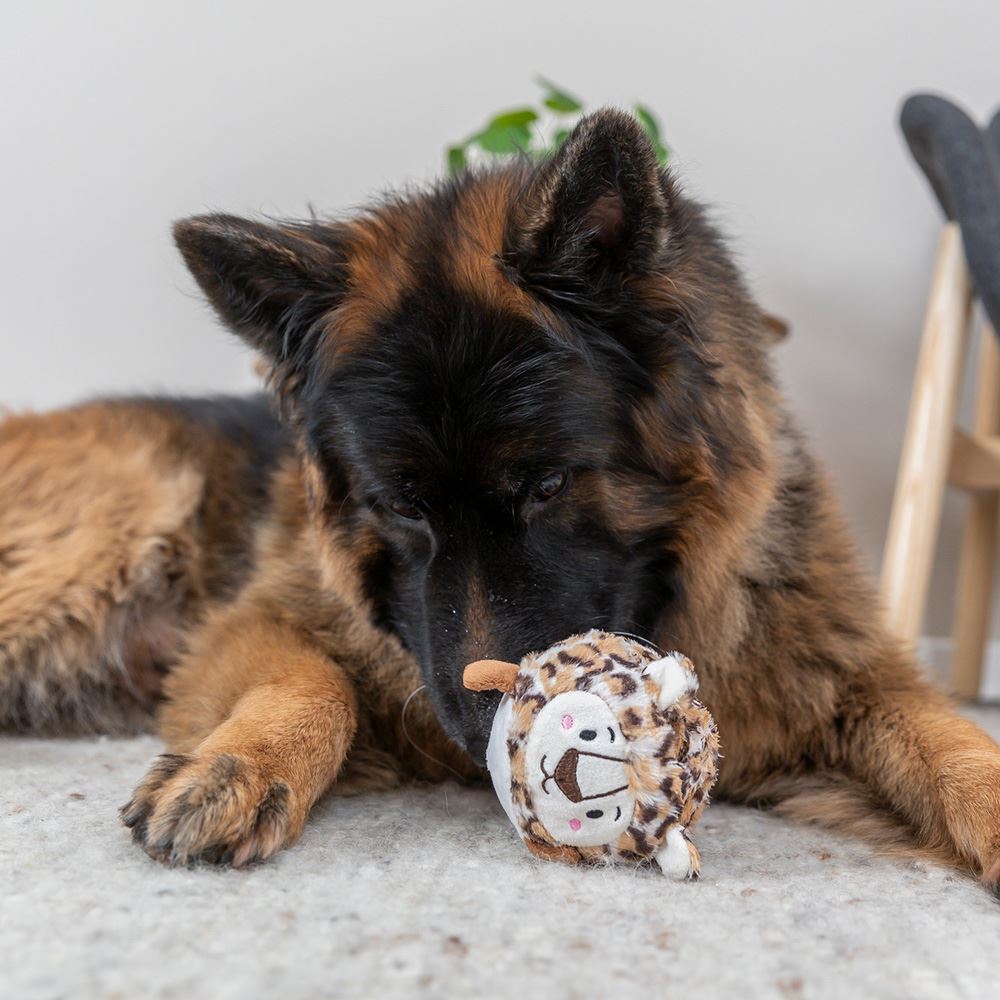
464 629 720 878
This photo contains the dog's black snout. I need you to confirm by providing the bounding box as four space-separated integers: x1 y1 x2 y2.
461 687 502 765
579 729 597 741
466 733 489 764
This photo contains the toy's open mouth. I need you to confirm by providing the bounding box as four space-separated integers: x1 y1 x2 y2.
539 748 627 801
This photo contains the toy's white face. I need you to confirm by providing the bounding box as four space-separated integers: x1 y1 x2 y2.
523 690 636 847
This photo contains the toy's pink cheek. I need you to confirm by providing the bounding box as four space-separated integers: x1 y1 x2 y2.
569 819 582 831
561 714 574 730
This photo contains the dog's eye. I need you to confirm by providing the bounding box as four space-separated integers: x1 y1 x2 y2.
532 470 568 502
389 499 423 521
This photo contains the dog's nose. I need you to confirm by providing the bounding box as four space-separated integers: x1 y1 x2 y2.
465 733 489 765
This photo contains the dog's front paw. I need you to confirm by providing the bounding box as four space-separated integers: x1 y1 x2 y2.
120 751 302 867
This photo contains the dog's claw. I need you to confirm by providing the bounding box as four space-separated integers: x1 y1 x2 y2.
120 751 300 867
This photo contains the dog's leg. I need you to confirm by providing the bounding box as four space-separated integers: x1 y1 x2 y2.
838 661 1000 891
121 603 357 866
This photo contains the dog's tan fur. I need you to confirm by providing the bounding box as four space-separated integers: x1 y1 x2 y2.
3 113 1000 889
1 401 213 732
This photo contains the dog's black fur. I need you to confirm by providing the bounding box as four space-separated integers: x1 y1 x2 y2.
8 109 1000 885
176 110 748 756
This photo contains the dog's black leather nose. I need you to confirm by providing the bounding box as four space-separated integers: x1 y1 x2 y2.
466 733 489 765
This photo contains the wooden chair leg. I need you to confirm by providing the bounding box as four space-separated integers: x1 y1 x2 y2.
951 322 1000 699
881 223 974 642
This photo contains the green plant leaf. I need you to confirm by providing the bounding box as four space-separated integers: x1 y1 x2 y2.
536 77 583 113
634 103 669 166
487 108 539 129
634 104 661 142
447 144 467 176
445 84 672 172
474 122 533 155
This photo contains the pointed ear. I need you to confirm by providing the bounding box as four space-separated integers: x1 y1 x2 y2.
507 108 668 298
173 213 346 376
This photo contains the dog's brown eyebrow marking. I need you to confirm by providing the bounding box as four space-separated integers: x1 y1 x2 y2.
323 204 419 359
319 173 578 372
445 173 569 335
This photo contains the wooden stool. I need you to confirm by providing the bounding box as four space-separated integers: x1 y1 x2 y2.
882 222 999 699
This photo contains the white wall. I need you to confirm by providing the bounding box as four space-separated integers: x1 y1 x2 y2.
2 0 999 639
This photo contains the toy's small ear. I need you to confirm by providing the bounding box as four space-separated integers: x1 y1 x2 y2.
463 659 519 694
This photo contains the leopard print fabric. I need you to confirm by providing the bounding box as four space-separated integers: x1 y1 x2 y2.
506 629 720 867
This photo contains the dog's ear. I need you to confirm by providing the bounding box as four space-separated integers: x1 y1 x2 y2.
507 108 667 300
174 214 346 381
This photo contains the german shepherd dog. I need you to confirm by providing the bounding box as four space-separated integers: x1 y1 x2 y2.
3 110 1000 885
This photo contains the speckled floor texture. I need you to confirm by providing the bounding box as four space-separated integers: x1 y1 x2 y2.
3 707 1000 1000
